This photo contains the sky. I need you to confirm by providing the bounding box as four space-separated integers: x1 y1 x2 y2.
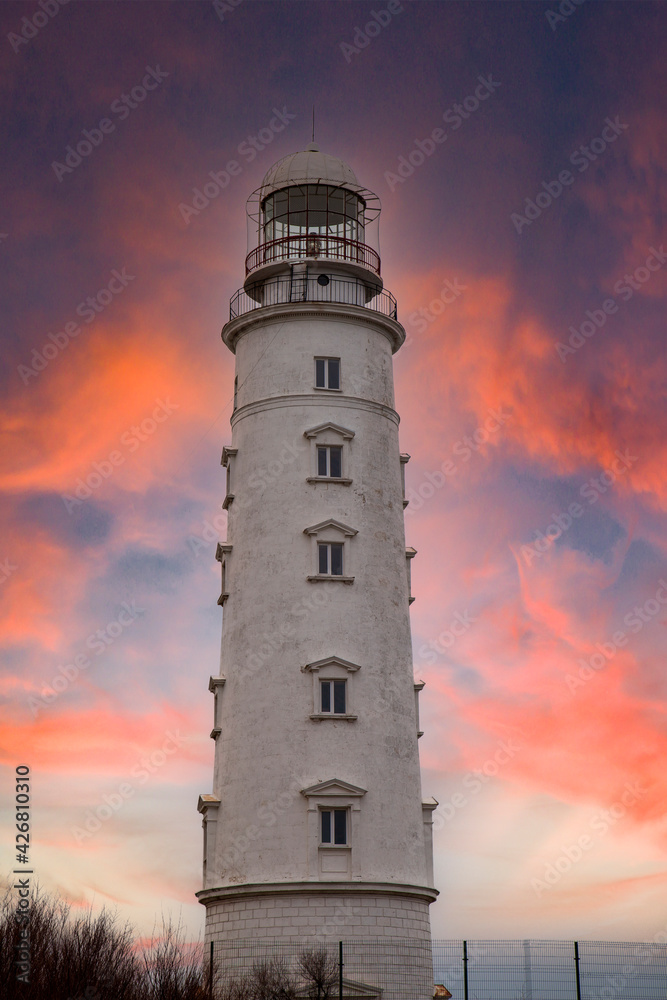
1 0 666 946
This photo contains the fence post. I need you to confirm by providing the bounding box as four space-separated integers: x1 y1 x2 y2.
523 940 533 1000
209 939 214 1000
574 941 582 1000
463 940 469 1000
339 940 344 1000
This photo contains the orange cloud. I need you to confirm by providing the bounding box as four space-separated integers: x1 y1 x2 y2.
0 703 207 775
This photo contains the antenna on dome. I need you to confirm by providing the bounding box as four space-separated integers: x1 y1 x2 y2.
312 105 315 143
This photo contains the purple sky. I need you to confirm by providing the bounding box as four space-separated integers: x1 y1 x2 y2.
1 0 666 943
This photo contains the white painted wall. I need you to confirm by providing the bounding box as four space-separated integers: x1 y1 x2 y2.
205 305 433 893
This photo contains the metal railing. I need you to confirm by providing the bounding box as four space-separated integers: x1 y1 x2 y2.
431 939 667 1000
229 274 398 321
245 233 381 276
207 938 667 1000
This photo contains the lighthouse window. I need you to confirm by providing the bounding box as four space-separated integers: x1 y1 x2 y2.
317 446 342 478
319 542 343 576
321 679 347 714
321 808 348 846
328 359 340 389
315 357 340 390
262 185 364 247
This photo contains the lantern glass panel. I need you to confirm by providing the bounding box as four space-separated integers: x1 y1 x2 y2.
289 188 306 214
308 190 327 214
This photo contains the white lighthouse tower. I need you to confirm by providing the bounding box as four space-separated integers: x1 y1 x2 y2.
197 144 438 999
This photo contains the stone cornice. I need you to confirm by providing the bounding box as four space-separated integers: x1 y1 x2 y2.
302 655 362 673
196 880 439 906
221 301 405 354
301 778 367 797
231 393 400 430
303 518 358 537
304 421 355 440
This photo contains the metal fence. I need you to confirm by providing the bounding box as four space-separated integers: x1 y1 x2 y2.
432 940 667 1000
245 234 381 276
229 274 398 321
209 938 667 1000
210 937 433 1000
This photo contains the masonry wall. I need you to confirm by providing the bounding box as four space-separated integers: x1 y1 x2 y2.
208 307 430 891
205 890 433 940
206 890 435 1000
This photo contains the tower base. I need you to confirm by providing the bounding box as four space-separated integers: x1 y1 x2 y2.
198 881 438 1000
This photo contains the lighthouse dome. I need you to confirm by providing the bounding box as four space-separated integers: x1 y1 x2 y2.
259 143 360 198
244 142 382 287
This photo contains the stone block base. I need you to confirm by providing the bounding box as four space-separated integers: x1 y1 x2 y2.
199 882 436 1000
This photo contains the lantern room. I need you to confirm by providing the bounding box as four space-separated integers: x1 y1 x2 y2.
244 143 382 290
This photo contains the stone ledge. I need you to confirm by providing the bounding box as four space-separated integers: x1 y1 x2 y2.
222 301 405 355
197 880 438 906
230 393 400 429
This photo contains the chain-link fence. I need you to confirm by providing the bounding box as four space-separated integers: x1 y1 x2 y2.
209 938 667 1000
432 940 667 1000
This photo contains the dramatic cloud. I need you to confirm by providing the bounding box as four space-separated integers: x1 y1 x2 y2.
0 0 664 944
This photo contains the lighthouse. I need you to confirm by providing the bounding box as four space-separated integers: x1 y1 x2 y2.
197 144 438 999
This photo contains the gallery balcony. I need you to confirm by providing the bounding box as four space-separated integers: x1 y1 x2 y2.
245 234 381 277
229 273 397 322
